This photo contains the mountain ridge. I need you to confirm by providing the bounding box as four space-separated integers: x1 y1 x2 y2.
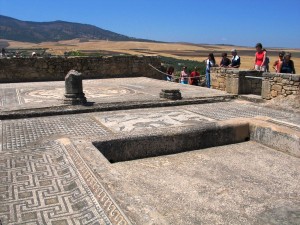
0 15 155 43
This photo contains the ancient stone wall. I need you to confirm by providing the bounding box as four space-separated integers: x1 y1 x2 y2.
210 68 263 95
210 67 300 99
262 73 300 99
0 56 162 83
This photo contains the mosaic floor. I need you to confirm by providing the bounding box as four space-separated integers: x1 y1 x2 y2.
0 77 233 111
0 78 299 224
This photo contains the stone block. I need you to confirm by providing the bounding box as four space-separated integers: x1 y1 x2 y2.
261 80 271 99
226 77 239 94
217 77 225 83
263 73 275 78
281 74 292 80
271 84 282 92
291 75 300 81
271 90 278 97
160 89 182 100
274 77 283 82
283 86 299 91
219 83 225 89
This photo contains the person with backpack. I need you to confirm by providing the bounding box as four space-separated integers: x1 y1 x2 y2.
263 49 270 72
205 53 215 88
279 52 296 74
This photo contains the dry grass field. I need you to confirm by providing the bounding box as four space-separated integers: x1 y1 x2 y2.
5 39 300 73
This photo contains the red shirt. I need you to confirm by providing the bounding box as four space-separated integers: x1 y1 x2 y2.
255 51 265 66
190 71 199 78
189 71 199 85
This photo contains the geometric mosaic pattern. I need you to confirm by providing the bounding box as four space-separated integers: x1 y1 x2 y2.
0 140 131 225
0 98 299 225
96 109 215 132
185 101 300 123
1 115 108 151
63 141 130 225
0 78 233 111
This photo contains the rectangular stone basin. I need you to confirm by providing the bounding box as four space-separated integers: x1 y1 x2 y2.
93 122 250 163
93 118 300 163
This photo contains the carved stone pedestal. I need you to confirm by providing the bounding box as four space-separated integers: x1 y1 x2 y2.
63 70 87 105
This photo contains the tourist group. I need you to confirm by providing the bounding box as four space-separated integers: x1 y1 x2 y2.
166 43 296 88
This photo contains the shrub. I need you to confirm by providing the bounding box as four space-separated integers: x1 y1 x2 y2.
160 56 205 76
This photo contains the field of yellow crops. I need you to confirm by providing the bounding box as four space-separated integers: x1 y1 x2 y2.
6 39 300 73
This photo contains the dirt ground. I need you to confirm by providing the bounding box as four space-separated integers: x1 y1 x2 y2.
4 39 300 73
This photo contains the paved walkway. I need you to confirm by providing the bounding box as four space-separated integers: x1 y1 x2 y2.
0 78 300 225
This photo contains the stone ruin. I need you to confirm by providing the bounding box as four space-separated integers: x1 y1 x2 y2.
160 89 182 100
0 56 300 225
210 67 300 100
63 70 87 105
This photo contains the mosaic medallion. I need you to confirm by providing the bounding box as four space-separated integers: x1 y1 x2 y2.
23 87 136 101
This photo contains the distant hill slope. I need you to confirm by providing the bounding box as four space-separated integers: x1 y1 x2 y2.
0 15 153 43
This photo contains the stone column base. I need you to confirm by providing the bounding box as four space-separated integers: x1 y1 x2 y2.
160 89 182 100
64 93 87 105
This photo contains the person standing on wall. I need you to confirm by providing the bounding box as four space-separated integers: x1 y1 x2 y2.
205 53 215 88
279 52 296 74
254 43 266 71
228 49 241 68
180 66 189 84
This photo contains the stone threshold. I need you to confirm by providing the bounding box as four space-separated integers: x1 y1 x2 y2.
238 94 266 103
0 95 236 120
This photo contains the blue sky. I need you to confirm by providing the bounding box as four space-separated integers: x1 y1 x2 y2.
0 0 299 48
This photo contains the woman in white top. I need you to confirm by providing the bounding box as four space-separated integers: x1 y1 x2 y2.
180 66 189 84
205 53 215 88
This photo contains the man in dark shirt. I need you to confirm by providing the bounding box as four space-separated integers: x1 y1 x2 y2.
229 49 241 68
220 53 231 67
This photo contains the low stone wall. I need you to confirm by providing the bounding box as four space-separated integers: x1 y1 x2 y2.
262 73 300 99
0 56 162 83
210 67 300 100
210 67 228 91
211 68 262 95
